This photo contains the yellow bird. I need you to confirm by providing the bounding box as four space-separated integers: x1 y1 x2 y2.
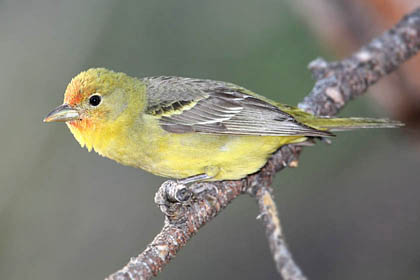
44 68 401 182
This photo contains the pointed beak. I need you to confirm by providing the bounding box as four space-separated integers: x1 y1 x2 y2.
43 104 80 123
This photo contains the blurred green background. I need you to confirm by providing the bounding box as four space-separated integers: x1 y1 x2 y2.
1 0 419 279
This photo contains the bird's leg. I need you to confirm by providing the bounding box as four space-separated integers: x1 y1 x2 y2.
185 166 221 195
177 173 211 184
176 166 220 195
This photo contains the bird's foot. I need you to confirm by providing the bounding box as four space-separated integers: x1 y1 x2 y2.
154 180 192 218
154 176 219 220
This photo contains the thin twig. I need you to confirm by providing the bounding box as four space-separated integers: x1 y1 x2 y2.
106 7 420 280
254 186 307 280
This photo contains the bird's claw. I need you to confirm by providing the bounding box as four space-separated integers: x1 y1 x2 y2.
154 180 193 218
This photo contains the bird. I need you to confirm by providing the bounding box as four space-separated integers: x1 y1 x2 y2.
44 68 402 182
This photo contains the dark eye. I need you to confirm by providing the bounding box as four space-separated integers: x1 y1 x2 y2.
89 95 101 106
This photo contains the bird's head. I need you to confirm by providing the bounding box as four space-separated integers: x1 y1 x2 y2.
44 68 146 151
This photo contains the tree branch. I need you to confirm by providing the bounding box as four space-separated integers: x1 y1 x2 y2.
106 7 420 280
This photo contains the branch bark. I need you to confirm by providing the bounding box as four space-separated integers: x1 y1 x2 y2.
106 7 420 280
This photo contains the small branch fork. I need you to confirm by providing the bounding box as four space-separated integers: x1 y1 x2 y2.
106 8 420 280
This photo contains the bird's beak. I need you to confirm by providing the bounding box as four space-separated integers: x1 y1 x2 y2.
43 104 80 123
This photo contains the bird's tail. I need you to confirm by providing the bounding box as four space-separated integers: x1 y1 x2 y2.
305 117 404 132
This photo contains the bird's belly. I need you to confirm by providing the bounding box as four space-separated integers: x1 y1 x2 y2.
127 131 305 180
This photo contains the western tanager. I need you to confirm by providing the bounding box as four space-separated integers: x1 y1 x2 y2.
44 68 401 181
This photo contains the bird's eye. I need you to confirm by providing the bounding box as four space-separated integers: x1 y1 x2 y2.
89 94 101 106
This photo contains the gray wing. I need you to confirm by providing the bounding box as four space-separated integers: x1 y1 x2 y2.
142 76 331 137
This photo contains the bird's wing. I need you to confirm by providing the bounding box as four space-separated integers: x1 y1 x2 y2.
142 76 332 137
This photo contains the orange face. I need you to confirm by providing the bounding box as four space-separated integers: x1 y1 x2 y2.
64 75 98 131
60 68 117 132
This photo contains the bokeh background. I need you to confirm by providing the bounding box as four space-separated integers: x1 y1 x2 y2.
1 0 419 279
